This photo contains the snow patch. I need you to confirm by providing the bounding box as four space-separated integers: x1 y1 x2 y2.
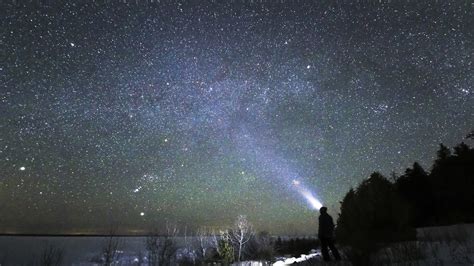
273 250 321 265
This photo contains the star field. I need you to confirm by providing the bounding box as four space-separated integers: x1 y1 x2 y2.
0 0 473 234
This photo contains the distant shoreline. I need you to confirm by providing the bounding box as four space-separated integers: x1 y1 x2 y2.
0 233 317 238
0 233 164 237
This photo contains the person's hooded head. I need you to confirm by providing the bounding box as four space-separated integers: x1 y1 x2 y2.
319 206 328 214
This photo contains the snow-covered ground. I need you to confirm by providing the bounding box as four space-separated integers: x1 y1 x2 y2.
271 223 474 265
369 223 474 265
273 250 321 265
1 224 472 265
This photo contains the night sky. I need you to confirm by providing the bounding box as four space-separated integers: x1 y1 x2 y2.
1 0 472 235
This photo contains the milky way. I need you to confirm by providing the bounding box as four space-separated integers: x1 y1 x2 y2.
0 1 472 234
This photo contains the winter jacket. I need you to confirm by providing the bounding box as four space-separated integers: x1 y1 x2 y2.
318 213 335 238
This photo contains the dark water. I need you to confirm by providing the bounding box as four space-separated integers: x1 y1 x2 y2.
0 236 191 265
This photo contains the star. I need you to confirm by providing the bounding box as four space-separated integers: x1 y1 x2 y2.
1 0 470 236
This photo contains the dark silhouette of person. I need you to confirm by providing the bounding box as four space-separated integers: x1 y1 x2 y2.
318 206 341 261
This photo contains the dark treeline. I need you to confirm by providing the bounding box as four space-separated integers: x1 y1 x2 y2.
335 135 474 265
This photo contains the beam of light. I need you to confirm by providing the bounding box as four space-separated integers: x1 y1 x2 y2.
299 188 323 210
235 127 323 210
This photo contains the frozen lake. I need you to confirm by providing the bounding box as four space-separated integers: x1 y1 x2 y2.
0 235 191 265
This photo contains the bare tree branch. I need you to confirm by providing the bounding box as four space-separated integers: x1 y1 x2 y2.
229 215 254 261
